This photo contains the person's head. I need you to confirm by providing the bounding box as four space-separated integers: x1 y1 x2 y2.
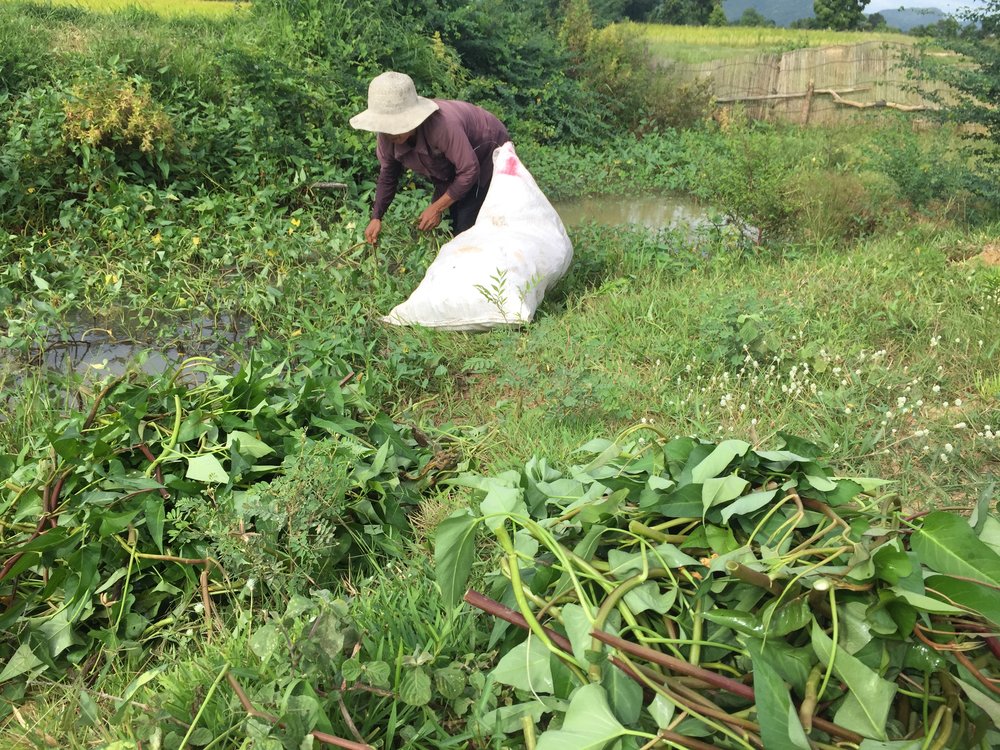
387 129 416 146
349 72 438 136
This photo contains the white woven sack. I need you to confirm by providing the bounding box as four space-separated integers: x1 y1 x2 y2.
382 142 573 331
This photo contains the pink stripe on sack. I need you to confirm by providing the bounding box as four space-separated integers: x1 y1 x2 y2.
497 154 521 176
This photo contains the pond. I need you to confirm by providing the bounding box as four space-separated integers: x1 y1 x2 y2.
37 313 244 378
553 192 711 230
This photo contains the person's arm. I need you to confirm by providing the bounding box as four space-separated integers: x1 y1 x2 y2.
416 192 456 231
367 136 403 244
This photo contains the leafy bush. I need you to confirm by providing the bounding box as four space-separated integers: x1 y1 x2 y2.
794 169 900 242
62 71 175 170
684 113 801 246
869 123 975 210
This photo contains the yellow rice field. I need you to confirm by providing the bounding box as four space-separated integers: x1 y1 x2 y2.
637 22 913 63
0 0 239 17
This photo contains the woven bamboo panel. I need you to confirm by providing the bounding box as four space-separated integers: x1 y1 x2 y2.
673 41 953 124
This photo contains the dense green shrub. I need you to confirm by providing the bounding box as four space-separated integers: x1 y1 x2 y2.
683 113 801 246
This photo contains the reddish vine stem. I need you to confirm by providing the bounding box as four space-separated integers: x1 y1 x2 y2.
656 729 720 750
226 673 373 750
136 443 170 499
2 377 129 582
590 628 754 700
952 648 1000 698
463 589 651 690
591 629 865 745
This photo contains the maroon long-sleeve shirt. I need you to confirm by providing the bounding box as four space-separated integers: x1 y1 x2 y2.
371 99 509 220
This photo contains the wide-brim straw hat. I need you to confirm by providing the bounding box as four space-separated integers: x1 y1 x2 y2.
349 72 439 135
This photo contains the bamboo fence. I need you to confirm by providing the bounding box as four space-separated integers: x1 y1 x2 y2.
668 40 955 124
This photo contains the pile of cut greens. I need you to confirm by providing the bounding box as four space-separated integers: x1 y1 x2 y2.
438 430 1000 749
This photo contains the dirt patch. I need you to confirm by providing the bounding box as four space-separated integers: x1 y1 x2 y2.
974 244 1000 266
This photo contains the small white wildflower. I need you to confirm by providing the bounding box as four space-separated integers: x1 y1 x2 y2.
641 417 648 424
897 396 906 407
840 379 848 386
845 407 853 414
940 454 949 463
932 385 941 393
955 398 963 406
943 401 950 408
916 399 924 407
923 445 930 452
751 418 758 426
944 443 954 453
954 422 967 430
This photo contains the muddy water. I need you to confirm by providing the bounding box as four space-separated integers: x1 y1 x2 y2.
553 192 710 230
40 313 243 377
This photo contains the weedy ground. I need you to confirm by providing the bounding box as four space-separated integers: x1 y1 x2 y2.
1 3 999 746
386 222 1000 508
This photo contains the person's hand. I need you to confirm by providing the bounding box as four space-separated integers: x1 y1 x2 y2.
417 205 443 232
364 218 382 245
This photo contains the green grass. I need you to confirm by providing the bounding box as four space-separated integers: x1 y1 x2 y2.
637 22 914 63
389 223 999 507
0 0 239 17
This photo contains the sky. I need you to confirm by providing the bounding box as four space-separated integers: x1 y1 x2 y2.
865 0 984 13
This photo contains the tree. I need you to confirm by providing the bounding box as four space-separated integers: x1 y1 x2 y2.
738 8 775 27
813 0 870 30
865 12 887 30
649 0 719 25
907 0 1000 183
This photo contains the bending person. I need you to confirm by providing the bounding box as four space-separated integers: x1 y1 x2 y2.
350 71 509 245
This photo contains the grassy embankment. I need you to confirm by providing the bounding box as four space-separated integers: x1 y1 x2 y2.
1 2 998 747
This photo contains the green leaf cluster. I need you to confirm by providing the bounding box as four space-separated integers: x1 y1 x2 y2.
437 432 1000 748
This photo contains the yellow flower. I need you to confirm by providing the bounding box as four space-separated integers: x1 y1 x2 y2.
152 233 162 245
27 187 35 194
192 236 201 247
290 217 301 227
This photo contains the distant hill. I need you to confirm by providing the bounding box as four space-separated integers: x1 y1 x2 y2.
721 0 951 29
721 0 813 26
876 6 949 29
